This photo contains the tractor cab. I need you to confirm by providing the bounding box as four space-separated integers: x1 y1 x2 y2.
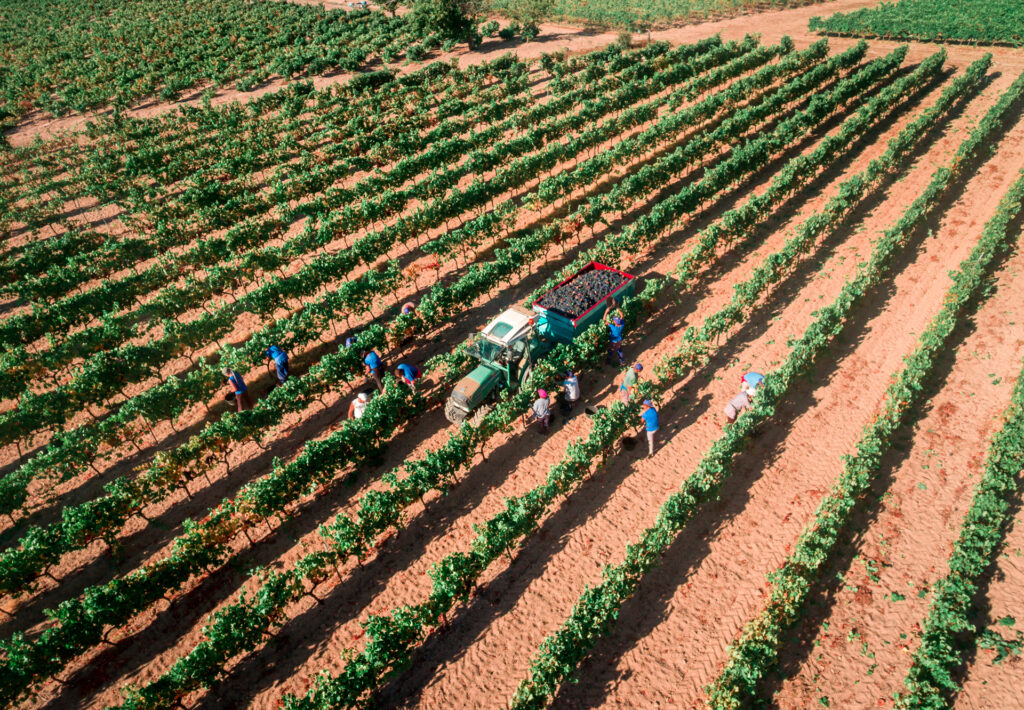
446 305 546 424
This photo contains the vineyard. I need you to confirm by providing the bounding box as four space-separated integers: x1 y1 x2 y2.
810 0 1024 48
1 2 1024 709
487 0 825 30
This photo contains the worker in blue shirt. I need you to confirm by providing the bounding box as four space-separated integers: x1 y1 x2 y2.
222 367 252 412
265 345 289 386
395 363 421 392
362 349 384 391
640 399 659 457
605 314 625 366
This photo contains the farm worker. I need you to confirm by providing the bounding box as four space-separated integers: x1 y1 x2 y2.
641 399 659 457
620 363 642 403
223 368 252 412
532 389 551 433
606 315 625 366
362 349 384 391
399 302 417 341
348 392 370 419
724 385 757 424
264 345 289 386
562 371 580 410
395 363 421 392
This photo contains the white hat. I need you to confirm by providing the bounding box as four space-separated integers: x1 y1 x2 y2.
745 387 757 398
357 392 368 402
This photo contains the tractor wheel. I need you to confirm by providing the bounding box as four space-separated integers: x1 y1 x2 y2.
444 399 468 425
469 403 494 427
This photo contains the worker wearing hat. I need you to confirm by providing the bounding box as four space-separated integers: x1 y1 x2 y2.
531 388 551 433
348 391 370 419
620 362 642 403
641 399 659 457
604 308 626 366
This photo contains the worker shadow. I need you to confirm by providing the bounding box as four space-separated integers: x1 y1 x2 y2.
754 217 1024 703
544 147 1022 710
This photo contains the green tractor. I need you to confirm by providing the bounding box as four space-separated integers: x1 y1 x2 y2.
444 262 636 425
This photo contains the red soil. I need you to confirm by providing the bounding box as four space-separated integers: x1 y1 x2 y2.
2 1 1023 709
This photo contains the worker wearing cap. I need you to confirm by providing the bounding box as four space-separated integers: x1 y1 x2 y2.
641 399 659 457
362 349 384 391
395 363 421 392
562 371 580 410
606 315 625 365
742 371 764 390
620 363 642 403
223 367 252 412
532 388 551 433
348 392 370 419
265 345 289 386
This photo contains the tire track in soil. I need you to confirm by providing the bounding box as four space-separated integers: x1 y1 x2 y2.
371 71 1024 709
767 238 1024 708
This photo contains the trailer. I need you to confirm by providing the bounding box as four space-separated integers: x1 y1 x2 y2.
444 262 636 424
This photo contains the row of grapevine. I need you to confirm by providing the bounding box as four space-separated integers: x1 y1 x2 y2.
708 161 1024 710
0 41 721 445
0 58 539 347
0 59 534 383
0 58 474 236
810 0 1024 47
2 60 530 302
0 36 863 704
508 62 1024 708
0 2 422 126
894 359 1024 707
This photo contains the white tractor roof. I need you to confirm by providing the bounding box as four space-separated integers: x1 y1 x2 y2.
482 305 534 345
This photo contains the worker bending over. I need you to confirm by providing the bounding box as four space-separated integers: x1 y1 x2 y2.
265 345 289 386
362 349 384 391
223 368 252 412
395 363 421 392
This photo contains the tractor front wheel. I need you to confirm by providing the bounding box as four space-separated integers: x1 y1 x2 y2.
444 399 468 425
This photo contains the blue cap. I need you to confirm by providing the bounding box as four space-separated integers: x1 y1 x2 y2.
613 317 624 326
643 399 653 406
345 337 355 347
634 363 643 371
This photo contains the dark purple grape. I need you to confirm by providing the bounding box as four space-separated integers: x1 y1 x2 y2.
538 269 625 319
